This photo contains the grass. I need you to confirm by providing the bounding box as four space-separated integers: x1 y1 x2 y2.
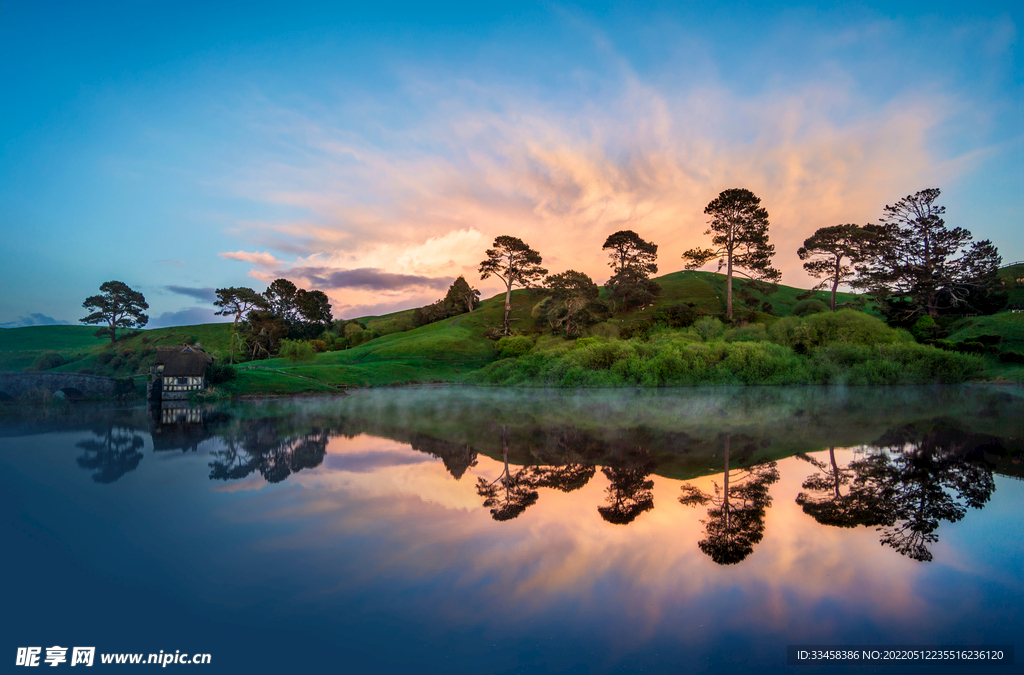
3 268 1020 394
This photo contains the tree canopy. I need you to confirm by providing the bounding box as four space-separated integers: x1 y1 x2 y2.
855 188 1002 320
797 224 874 311
543 270 605 337
80 280 149 343
479 235 547 336
214 287 268 330
682 188 780 319
602 230 661 310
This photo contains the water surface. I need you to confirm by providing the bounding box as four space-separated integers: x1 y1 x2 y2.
2 386 1022 673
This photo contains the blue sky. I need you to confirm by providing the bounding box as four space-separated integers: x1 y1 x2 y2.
1 1 1020 326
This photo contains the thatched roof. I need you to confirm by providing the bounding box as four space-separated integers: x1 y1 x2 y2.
157 346 214 377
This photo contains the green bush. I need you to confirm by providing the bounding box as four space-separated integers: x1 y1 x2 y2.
691 317 725 342
96 351 115 366
792 299 829 316
206 361 237 384
724 324 767 343
32 351 65 371
496 335 534 358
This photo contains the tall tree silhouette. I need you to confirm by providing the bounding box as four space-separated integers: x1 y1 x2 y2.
76 424 145 483
679 435 779 564
475 426 540 521
479 236 547 336
682 189 780 319
598 449 655 525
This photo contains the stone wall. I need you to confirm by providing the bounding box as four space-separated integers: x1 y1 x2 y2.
0 372 119 399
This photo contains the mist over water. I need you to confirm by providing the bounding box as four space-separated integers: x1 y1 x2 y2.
3 385 1022 673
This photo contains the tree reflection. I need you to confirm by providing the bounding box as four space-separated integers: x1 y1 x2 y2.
475 426 539 521
679 435 779 565
528 427 597 493
598 449 655 525
76 424 145 483
795 447 890 528
857 425 995 562
208 419 328 484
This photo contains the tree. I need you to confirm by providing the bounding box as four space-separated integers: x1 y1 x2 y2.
855 189 1002 320
214 287 268 330
678 435 779 565
603 230 661 310
279 339 316 369
682 189 781 319
797 224 874 311
479 236 547 336
214 287 268 363
444 276 481 314
296 289 333 327
543 270 603 337
80 281 149 343
263 278 300 321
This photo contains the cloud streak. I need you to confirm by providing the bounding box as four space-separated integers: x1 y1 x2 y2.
0 313 70 329
282 267 450 292
165 285 217 303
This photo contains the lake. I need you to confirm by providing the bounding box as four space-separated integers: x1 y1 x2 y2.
2 386 1022 673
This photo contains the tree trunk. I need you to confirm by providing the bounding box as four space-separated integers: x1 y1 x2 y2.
831 255 841 311
726 254 733 319
722 434 731 529
503 283 513 336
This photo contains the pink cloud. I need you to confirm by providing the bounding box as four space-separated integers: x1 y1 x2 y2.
219 250 283 268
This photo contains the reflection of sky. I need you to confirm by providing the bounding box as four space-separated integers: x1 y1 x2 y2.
3 430 1022 673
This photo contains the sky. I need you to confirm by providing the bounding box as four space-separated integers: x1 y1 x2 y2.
0 1 1021 327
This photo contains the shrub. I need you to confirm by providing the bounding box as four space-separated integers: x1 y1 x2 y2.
33 351 65 371
206 361 237 384
657 303 699 328
619 320 653 340
309 339 328 353
496 335 534 358
691 317 725 342
999 351 1024 364
585 322 620 340
724 324 767 343
96 351 115 365
911 315 944 343
792 299 829 316
279 339 316 368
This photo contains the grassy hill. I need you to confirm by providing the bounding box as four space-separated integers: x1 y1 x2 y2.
3 267 1022 394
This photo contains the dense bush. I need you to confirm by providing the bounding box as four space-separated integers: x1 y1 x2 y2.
206 361 237 385
724 324 767 343
791 299 829 316
32 351 65 371
691 317 725 342
496 335 534 358
471 325 982 388
656 303 699 328
769 310 907 353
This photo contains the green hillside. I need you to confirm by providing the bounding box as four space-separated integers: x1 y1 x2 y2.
3 267 1021 394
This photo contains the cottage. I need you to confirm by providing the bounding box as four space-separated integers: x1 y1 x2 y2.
150 345 215 402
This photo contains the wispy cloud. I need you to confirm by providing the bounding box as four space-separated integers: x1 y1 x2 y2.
165 285 217 303
219 250 283 267
149 307 230 329
0 313 71 329
282 267 450 292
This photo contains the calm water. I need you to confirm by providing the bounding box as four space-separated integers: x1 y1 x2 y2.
2 386 1023 673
